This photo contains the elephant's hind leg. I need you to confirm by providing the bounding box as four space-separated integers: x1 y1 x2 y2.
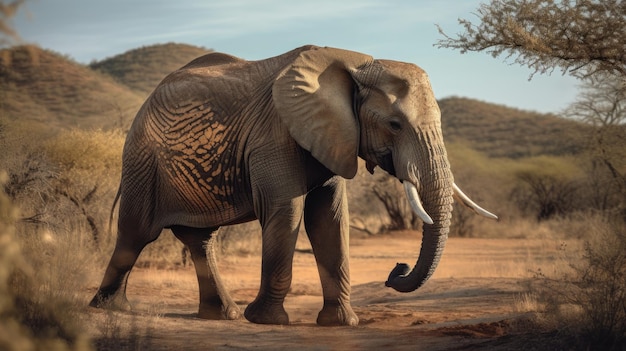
90 226 160 311
89 254 134 312
171 225 241 320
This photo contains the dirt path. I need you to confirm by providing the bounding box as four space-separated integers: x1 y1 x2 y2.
86 232 572 350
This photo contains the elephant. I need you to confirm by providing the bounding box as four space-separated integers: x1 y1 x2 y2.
89 45 497 326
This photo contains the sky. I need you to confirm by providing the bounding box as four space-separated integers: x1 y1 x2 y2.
11 0 580 114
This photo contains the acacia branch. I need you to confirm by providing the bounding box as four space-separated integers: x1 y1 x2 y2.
55 187 100 244
0 0 25 46
436 0 626 78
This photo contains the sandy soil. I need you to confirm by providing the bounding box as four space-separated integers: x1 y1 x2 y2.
85 231 574 350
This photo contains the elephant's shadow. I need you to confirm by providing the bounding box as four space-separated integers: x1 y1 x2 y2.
162 312 200 319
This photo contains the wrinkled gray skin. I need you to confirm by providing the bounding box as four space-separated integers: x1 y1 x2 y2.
89 45 461 326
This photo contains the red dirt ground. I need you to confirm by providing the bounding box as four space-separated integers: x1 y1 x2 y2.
85 231 572 350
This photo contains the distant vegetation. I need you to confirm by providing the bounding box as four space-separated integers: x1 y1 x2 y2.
440 97 587 158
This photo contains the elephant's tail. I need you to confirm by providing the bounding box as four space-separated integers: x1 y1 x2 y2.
108 187 121 236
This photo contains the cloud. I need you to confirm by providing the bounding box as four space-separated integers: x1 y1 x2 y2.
156 0 382 39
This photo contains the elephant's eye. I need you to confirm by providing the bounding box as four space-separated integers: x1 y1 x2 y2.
388 119 403 132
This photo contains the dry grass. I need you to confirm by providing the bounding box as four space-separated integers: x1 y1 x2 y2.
524 217 626 350
92 309 161 351
5 211 172 351
0 173 94 351
514 292 541 314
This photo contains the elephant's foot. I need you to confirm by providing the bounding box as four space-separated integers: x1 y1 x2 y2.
244 299 289 325
197 302 242 320
317 302 359 326
89 290 132 312
225 304 242 320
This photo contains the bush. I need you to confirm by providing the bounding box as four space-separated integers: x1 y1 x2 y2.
0 172 93 351
43 129 124 247
372 174 420 231
531 217 626 350
0 123 124 250
509 155 584 221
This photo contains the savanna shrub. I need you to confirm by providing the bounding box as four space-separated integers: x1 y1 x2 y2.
0 172 93 351
533 217 626 350
1 123 124 248
43 128 124 247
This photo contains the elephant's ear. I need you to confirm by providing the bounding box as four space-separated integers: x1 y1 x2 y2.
273 46 373 179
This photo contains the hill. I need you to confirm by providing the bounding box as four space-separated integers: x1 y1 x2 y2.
0 45 144 129
90 43 211 96
439 97 587 158
0 44 211 130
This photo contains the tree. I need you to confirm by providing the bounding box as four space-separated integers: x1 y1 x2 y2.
437 0 626 221
436 0 626 78
511 171 578 221
372 175 420 231
565 74 626 220
0 0 25 47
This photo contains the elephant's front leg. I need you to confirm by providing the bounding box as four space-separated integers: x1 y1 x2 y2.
304 177 358 326
244 194 303 325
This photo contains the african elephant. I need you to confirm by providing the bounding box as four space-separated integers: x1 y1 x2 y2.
89 45 496 326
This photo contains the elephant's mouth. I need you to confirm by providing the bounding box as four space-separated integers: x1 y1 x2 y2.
382 152 396 176
367 152 395 176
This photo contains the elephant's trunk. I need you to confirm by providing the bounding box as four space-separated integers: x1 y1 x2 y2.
385 128 454 293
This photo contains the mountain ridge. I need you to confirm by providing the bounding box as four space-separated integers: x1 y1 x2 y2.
89 42 212 95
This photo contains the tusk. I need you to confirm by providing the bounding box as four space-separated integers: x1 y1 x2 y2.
453 183 498 220
403 182 434 225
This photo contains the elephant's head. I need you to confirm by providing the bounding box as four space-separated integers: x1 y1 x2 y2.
273 46 496 293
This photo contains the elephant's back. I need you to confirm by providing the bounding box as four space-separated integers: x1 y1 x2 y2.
180 52 243 69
